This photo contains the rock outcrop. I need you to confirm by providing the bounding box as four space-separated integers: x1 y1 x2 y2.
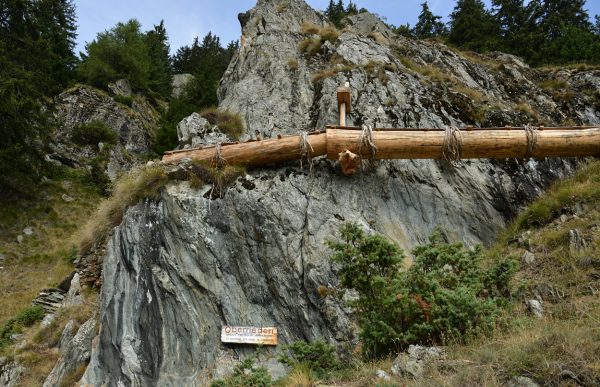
50 84 159 179
73 0 600 385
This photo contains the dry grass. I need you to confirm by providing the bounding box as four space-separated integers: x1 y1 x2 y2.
515 101 539 121
75 165 168 255
200 107 245 141
367 32 388 45
451 84 486 102
12 293 97 386
299 22 340 58
300 22 321 35
299 37 323 57
287 58 299 71
312 65 354 83
362 61 397 85
0 174 101 328
300 22 340 43
539 78 569 91
397 56 457 85
189 161 245 198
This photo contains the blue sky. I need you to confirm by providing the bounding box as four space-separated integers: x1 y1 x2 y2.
73 0 600 55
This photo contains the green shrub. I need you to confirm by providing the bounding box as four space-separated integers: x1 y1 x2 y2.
328 224 517 357
200 107 244 141
86 157 111 195
0 305 45 348
71 121 118 147
113 94 133 107
211 356 272 387
279 340 340 378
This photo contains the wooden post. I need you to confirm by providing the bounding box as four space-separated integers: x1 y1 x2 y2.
337 84 351 127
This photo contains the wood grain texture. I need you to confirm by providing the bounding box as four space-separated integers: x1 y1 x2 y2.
162 128 600 165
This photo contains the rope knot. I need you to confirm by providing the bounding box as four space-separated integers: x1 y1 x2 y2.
358 124 378 160
524 124 539 158
442 126 463 163
299 132 314 172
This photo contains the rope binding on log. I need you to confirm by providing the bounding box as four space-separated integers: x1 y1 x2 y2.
299 131 314 171
212 143 228 169
442 126 463 163
524 124 540 158
358 124 378 160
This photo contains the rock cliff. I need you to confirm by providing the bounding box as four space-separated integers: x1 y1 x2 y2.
50 83 160 180
61 0 600 385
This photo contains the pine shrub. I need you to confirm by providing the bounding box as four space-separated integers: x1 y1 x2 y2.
328 223 517 357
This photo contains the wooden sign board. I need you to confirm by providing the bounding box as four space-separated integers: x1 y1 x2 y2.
221 326 278 346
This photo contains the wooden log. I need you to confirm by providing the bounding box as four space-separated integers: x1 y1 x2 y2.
325 125 599 131
325 128 600 160
162 132 328 165
162 127 600 165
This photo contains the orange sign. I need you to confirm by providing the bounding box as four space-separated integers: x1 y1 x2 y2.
221 326 278 346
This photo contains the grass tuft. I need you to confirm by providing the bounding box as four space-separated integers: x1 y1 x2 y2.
200 107 244 141
75 166 168 254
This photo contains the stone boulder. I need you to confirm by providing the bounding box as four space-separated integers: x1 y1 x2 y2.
176 113 230 148
108 79 133 97
43 319 96 387
391 345 445 378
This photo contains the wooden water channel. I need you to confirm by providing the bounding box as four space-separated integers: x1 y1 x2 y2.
163 86 600 173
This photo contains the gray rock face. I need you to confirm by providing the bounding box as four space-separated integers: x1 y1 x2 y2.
522 251 536 265
80 0 600 384
176 113 230 148
51 85 158 178
569 229 587 253
527 299 544 318
0 357 24 387
108 79 133 97
172 73 194 98
43 319 96 387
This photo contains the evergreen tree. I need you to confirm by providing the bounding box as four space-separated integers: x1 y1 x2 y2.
325 0 345 27
394 23 414 38
528 0 598 64
448 0 499 52
346 1 358 16
32 0 78 94
595 15 600 35
79 19 151 90
537 0 592 40
414 2 447 38
156 32 237 153
145 20 172 98
0 0 76 197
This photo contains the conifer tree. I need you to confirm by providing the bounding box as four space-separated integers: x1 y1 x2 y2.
346 1 358 16
0 0 77 197
448 0 498 52
414 2 447 38
146 20 172 98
